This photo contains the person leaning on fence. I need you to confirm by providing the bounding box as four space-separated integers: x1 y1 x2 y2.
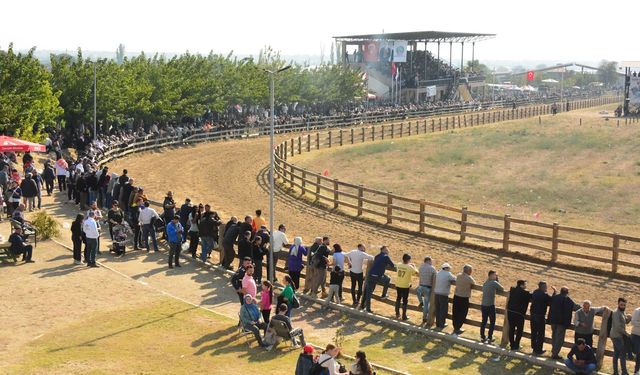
574 300 605 348
548 287 580 360
610 297 631 375
166 215 183 269
395 253 417 321
302 237 323 295
272 223 290 273
331 244 350 301
433 263 456 329
325 265 345 309
417 256 436 324
630 306 640 375
288 237 307 290
506 279 531 351
345 244 374 307
452 264 475 335
239 294 272 350
564 337 597 375
310 236 331 298
359 246 395 314
530 281 556 356
480 270 504 343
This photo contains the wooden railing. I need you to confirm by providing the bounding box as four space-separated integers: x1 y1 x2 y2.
273 96 640 277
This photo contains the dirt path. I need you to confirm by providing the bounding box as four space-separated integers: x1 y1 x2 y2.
108 136 640 313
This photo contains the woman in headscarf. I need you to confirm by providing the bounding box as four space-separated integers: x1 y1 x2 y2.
287 236 307 290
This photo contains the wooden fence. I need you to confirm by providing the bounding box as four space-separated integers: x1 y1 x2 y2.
273 96 640 276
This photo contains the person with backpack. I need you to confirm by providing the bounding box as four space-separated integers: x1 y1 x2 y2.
315 343 348 375
295 345 315 375
231 257 252 304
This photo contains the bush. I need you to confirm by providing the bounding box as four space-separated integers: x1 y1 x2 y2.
31 210 60 240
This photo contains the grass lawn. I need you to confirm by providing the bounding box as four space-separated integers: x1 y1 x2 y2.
1 296 564 375
296 105 640 236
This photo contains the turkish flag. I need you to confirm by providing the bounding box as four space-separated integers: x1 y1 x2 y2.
527 71 535 81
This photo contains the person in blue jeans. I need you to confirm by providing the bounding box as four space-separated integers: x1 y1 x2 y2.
139 202 160 252
359 246 395 313
416 256 436 324
564 338 597 375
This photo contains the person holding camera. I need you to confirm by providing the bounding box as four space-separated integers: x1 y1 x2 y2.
317 343 349 375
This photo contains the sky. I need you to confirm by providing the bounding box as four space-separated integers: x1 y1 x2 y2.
1 0 636 66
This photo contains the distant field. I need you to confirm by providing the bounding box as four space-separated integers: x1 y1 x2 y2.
295 106 640 235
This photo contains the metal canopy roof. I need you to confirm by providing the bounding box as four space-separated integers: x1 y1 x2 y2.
333 30 496 43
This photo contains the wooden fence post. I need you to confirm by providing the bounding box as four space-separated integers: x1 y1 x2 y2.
612 233 620 273
482 113 485 124
350 128 354 144
339 129 343 146
333 179 339 209
458 115 461 127
357 185 364 216
382 124 385 140
290 139 295 157
362 127 365 143
464 115 467 127
503 214 511 252
386 192 393 224
446 117 449 130
372 125 376 141
328 131 332 147
460 206 468 242
316 132 320 150
551 223 559 262
316 175 321 198
419 200 426 233
432 119 435 132
289 165 295 188
408 122 412 136
400 122 404 137
426 274 437 327
439 118 442 131
298 136 302 154
284 141 288 160
307 134 311 152
301 171 306 194
596 308 612 369
500 294 511 348
391 123 396 138
476 114 480 125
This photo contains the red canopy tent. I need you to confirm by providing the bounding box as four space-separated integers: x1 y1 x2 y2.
0 136 46 152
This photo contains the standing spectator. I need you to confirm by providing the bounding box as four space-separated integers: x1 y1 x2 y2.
105 172 117 209
452 264 475 335
239 215 254 239
237 230 252 266
610 297 631 375
434 263 455 329
507 280 531 351
86 201 103 254
138 201 160 252
480 270 504 343
317 343 349 375
350 351 374 375
9 227 34 263
0 165 9 196
417 256 437 324
166 215 183 269
43 162 55 195
198 211 218 262
70 213 84 265
221 216 239 268
331 244 350 301
259 280 273 327
55 157 68 191
302 237 322 295
287 237 307 290
83 211 100 267
310 236 331 298
325 266 345 308
188 206 203 259
530 281 556 355
395 253 417 321
295 345 315 375
280 275 296 318
20 174 37 211
345 244 374 307
107 201 123 240
231 257 252 304
271 224 290 272
242 265 257 298
548 287 579 360
250 236 266 283
161 191 176 239
251 209 267 233
564 338 597 375
7 180 22 217
574 300 605 348
97 166 110 208
178 198 192 243
31 170 43 209
359 246 395 314
630 305 640 375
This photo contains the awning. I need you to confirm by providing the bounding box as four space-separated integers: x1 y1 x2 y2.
0 136 46 152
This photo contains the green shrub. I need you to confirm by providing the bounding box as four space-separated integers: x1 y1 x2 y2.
31 210 60 240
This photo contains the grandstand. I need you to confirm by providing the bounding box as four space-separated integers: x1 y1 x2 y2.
334 30 495 103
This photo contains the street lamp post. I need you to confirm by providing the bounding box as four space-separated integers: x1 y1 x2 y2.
264 65 291 283
93 62 97 138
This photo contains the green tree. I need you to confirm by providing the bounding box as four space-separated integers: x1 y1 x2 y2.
598 60 618 87
0 44 62 141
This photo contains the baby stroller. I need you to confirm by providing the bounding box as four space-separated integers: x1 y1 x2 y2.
111 221 132 257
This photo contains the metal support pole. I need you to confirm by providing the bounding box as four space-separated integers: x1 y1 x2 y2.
268 73 275 282
471 42 475 71
460 42 464 73
93 62 97 138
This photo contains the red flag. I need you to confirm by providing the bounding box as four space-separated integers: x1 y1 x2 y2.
322 169 330 177
391 62 397 79
527 71 535 81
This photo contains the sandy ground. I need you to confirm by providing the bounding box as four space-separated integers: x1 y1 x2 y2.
108 134 640 313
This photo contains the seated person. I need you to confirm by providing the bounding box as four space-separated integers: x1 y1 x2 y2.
11 203 30 225
9 227 33 262
564 338 596 375
270 303 306 347
239 294 271 350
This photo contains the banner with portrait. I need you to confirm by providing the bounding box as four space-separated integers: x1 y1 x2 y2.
426 85 437 97
363 41 380 62
392 40 408 62
631 77 640 105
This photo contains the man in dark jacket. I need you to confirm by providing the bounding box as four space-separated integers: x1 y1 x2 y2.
239 215 254 239
42 162 56 195
295 345 315 375
178 198 192 243
19 174 38 211
548 287 579 360
530 281 556 355
97 166 110 208
221 217 240 270
85 171 99 206
506 280 531 351
237 230 252 266
161 191 175 239
119 178 134 213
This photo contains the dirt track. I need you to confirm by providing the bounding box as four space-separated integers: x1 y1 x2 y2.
109 135 640 312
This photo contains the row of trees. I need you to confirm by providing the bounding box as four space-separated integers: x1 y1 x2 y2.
0 44 366 141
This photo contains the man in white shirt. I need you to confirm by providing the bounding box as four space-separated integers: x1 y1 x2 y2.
138 201 160 252
83 211 100 267
271 224 290 271
344 244 374 306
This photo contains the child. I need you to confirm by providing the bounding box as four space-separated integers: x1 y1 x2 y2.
325 266 344 308
259 280 273 327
